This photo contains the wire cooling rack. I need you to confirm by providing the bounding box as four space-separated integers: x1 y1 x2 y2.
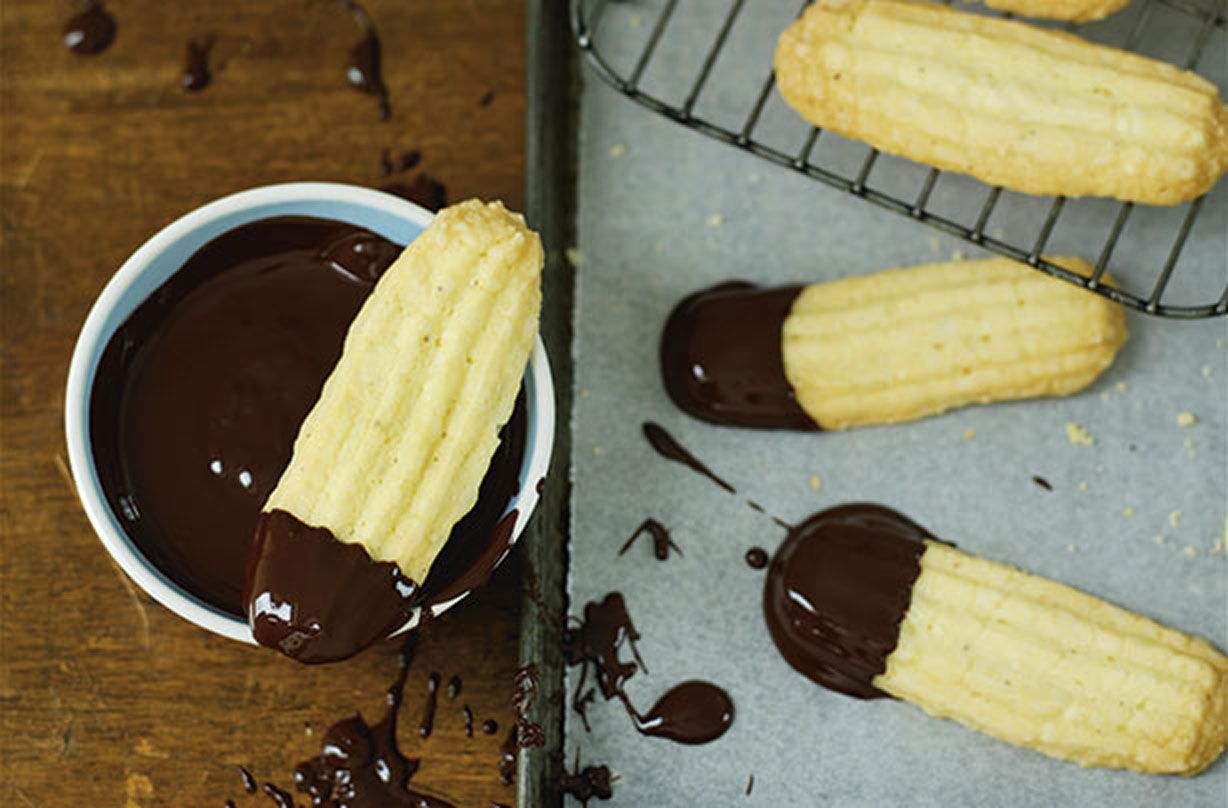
571 0 1228 318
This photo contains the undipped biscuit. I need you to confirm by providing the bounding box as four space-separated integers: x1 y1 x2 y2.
774 0 1228 204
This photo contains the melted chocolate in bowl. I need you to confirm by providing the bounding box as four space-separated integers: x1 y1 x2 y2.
90 216 527 621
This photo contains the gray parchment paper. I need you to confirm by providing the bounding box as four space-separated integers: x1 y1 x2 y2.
567 2 1228 805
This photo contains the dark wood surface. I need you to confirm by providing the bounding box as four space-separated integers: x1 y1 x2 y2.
1 1 531 805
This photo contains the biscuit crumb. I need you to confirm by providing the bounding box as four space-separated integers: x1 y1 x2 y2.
592 446 603 456
1065 544 1078 553
564 247 583 267
1065 422 1093 446
1152 535 1166 546
1176 412 1197 428
951 248 966 261
809 475 822 491
1115 381 1128 393
707 213 724 227
1077 481 1088 492
1202 365 1212 378
609 143 627 158
963 428 976 441
1182 546 1198 559
629 13 644 27
1169 510 1182 529
1122 507 1135 517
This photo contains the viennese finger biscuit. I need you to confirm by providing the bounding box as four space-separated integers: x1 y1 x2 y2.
977 0 1130 23
245 200 543 662
660 256 1126 430
774 0 1228 204
765 504 1228 774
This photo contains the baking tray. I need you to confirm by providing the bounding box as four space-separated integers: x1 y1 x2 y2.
559 0 1226 806
516 0 576 805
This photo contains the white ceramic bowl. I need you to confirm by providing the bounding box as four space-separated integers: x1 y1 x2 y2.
64 182 554 646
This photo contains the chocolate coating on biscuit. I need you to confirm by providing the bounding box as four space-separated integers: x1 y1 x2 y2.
660 282 816 430
763 503 929 698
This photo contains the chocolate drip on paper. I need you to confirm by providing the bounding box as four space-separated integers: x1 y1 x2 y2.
619 518 681 561
660 282 817 429
642 422 736 493
560 751 614 807
744 547 768 569
763 503 930 699
564 592 734 745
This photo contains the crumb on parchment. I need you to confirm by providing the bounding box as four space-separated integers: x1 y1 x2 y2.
1065 422 1094 446
809 475 821 491
565 247 583 267
1183 546 1199 559
707 213 724 228
1078 481 1088 492
609 143 626 158
1176 412 1197 428
1169 510 1182 529
1122 507 1135 517
963 428 976 441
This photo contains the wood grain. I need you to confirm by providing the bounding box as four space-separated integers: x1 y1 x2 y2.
1 1 528 804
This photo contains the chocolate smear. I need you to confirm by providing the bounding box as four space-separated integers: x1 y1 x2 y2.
744 547 768 569
480 91 495 107
181 36 214 92
619 518 681 561
237 766 257 794
497 726 518 786
383 174 448 212
399 150 422 172
64 1 115 54
661 282 816 429
763 503 929 699
419 672 441 738
746 773 754 795
642 422 735 494
291 637 457 807
261 782 295 808
343 2 390 119
1032 475 1053 491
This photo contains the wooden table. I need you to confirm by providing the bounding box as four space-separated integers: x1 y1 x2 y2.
1 1 532 804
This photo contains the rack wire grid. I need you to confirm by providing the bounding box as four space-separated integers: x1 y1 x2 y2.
571 0 1228 318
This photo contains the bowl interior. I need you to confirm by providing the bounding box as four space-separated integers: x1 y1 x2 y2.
66 183 553 645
